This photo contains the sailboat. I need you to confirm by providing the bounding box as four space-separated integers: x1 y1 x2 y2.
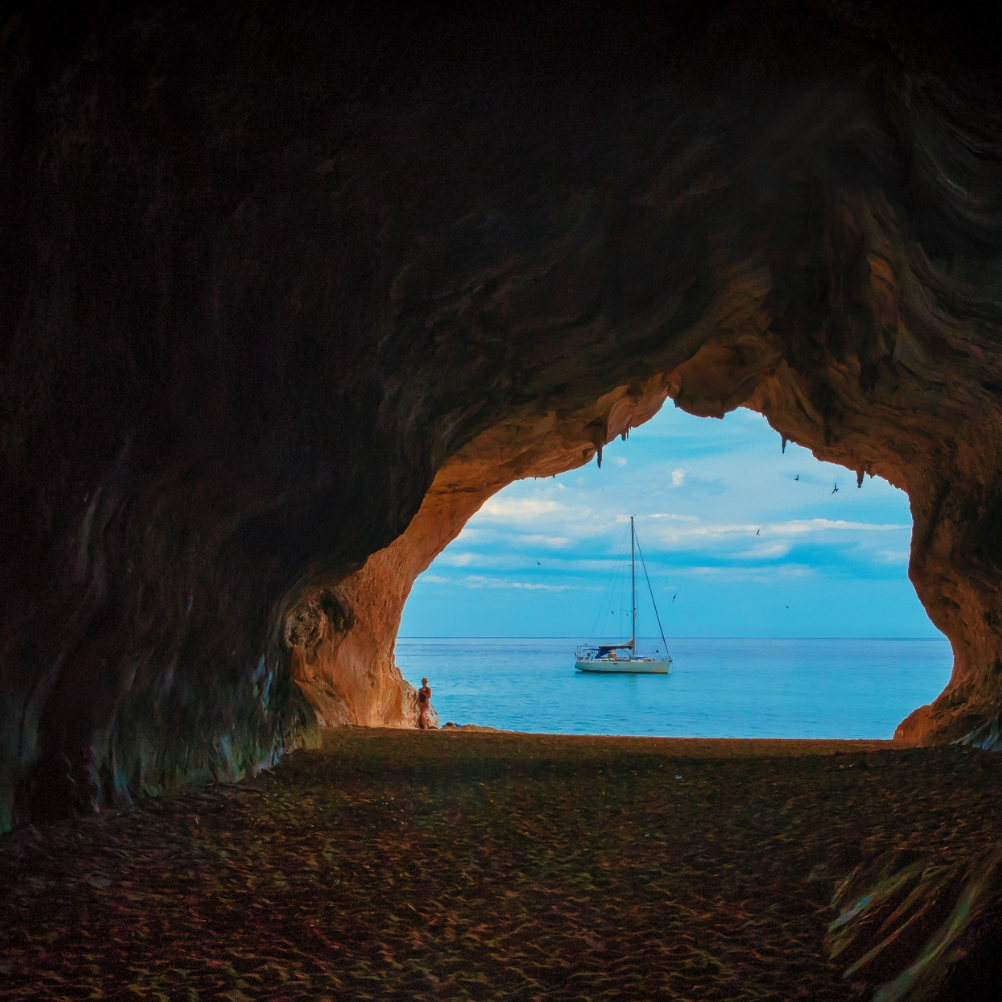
574 516 672 674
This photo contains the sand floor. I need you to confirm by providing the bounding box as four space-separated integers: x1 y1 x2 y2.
2 728 1002 1000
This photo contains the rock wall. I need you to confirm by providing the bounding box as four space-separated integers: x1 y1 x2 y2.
296 380 672 728
3 1 1002 828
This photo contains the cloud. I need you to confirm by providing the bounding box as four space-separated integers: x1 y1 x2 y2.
431 546 639 574
436 551 577 570
440 551 477 567
480 498 565 520
672 468 685 487
460 575 575 592
683 566 779 584
416 572 579 591
777 565 813 578
517 534 573 548
646 517 909 548
769 518 908 534
876 550 910 564
614 456 628 467
649 523 759 543
683 564 813 582
739 541 792 559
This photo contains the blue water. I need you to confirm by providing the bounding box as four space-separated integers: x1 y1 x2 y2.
396 637 954 739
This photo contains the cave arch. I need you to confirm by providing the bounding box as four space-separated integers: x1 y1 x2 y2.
287 337 983 747
4 1 1002 829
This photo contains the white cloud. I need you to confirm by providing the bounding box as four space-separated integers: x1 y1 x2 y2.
480 498 566 520
614 456 628 467
777 565 813 578
433 551 577 571
769 518 908 535
683 564 813 582
740 541 792 559
876 550 910 564
517 534 573 548
644 517 909 548
416 571 579 591
440 551 477 567
649 523 759 544
684 566 775 583
460 575 574 592
671 468 685 487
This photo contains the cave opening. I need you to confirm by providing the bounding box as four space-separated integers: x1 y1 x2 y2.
7 4 1002 996
396 403 952 738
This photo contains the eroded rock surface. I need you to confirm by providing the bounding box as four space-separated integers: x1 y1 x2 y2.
2 1 1002 828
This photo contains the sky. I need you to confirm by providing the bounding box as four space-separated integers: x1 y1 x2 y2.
399 404 943 640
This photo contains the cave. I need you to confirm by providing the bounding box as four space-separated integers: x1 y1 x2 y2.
4 1 1002 996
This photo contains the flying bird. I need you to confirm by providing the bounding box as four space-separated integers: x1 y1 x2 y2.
832 482 839 494
756 529 760 535
536 560 541 565
672 593 677 602
794 474 799 481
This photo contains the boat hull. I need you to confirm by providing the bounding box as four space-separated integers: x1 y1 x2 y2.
575 659 671 674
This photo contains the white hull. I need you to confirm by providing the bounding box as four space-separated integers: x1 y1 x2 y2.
575 517 673 675
575 658 671 674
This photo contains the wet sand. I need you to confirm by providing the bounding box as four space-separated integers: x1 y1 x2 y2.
2 728 1002 1000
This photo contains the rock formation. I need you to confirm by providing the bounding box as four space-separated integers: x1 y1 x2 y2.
3 0 1002 829
827 845 1002 1000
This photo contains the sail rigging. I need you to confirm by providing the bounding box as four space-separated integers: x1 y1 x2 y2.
634 531 669 655
574 516 672 674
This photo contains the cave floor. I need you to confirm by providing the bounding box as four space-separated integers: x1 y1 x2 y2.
2 729 1002 1001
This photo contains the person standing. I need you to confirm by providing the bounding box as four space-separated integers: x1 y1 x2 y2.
417 677 432 729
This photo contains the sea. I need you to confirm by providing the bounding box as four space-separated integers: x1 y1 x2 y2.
395 637 954 740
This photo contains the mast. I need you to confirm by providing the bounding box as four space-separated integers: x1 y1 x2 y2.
630 515 636 654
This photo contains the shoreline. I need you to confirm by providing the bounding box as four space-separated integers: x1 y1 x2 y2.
400 723 913 755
